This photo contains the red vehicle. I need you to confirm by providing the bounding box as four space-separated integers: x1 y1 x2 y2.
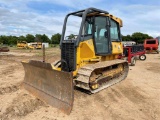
0 46 9 52
144 39 159 54
118 45 146 66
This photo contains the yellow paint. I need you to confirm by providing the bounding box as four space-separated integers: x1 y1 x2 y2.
111 42 123 54
79 39 95 58
73 39 123 76
17 41 28 49
53 13 124 77
107 14 123 27
87 13 123 27
91 84 99 90
73 39 98 76
52 38 124 77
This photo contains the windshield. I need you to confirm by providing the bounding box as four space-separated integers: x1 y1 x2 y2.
64 15 82 40
146 40 156 44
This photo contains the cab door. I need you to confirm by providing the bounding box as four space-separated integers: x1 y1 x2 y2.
94 16 111 55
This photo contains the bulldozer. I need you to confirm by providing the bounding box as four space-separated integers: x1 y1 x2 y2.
22 8 129 114
17 41 28 49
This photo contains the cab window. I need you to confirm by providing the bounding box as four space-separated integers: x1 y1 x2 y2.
110 19 120 41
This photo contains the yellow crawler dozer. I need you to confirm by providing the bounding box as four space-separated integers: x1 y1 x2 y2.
17 41 28 49
22 8 129 114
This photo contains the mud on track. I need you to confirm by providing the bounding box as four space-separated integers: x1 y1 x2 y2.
0 48 160 120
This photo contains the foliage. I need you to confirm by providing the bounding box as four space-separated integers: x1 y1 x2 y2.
122 35 132 41
122 32 153 44
0 32 153 45
68 34 75 39
0 35 18 45
18 35 27 42
0 34 52 45
41 34 51 43
34 34 52 44
26 34 35 43
51 33 61 44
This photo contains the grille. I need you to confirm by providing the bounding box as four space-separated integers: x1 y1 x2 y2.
123 45 144 56
61 41 76 72
131 45 144 53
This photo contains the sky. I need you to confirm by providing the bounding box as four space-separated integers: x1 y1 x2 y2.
0 0 160 38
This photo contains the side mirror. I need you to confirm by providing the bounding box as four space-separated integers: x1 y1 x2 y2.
104 31 108 38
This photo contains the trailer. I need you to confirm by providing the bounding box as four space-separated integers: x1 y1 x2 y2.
144 39 159 54
119 45 146 66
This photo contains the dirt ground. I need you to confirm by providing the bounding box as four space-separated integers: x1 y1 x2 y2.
0 48 160 120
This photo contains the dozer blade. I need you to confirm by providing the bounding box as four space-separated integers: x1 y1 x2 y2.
21 60 73 115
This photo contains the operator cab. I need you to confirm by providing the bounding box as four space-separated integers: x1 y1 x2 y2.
61 8 122 56
60 8 122 71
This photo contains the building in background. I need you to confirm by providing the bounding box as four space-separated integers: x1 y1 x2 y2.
42 43 49 48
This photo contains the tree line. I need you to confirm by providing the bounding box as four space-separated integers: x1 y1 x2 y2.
0 33 61 45
0 32 153 45
122 32 153 44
